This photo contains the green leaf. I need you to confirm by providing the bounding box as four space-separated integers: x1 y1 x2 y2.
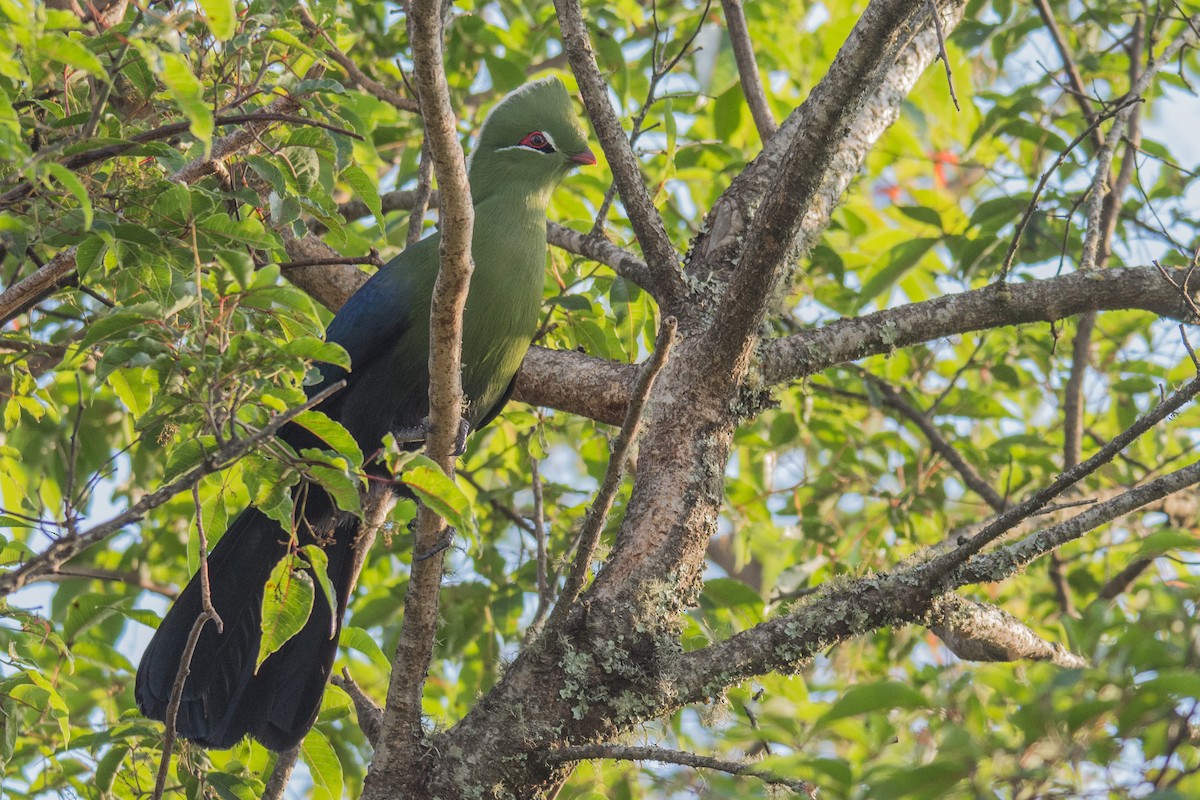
341 164 384 229
308 462 363 515
291 410 362 465
37 32 107 78
300 727 344 800
258 553 315 671
42 163 92 230
61 592 119 642
857 238 937 308
162 437 217 484
264 28 320 59
1135 528 1200 560
299 545 337 640
18 671 70 744
340 626 391 673
816 681 929 727
244 153 288 193
400 455 475 535
896 205 943 230
868 759 971 800
156 50 213 144
78 303 160 350
94 745 129 794
197 0 236 40
284 335 351 370
74 233 106 279
281 146 320 192
713 83 746 142
207 772 263 800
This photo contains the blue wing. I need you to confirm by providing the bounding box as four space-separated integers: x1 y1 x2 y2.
305 242 427 399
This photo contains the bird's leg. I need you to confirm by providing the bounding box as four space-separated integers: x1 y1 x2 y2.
391 417 472 456
451 418 471 456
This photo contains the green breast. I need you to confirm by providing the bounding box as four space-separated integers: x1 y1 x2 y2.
459 198 548 427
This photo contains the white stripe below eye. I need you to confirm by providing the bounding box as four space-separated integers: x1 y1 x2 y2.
497 130 559 154
496 145 547 154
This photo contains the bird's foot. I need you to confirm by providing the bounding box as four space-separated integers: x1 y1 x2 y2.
391 417 472 457
414 528 455 561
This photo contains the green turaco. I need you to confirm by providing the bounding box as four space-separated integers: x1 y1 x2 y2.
136 77 595 751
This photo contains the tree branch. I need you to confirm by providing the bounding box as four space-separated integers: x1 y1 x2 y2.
721 0 777 142
954 458 1200 587
261 746 300 800
371 0 473 781
543 744 817 796
713 0 930 336
759 265 1200 387
919 370 1200 582
332 667 384 749
552 0 686 308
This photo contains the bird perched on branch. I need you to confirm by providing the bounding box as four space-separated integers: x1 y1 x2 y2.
135 77 595 751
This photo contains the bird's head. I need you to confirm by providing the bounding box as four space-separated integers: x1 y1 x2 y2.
469 77 596 203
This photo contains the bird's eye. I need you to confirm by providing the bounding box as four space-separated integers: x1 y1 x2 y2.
518 131 555 153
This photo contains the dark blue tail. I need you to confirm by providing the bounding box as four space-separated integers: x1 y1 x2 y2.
135 489 360 751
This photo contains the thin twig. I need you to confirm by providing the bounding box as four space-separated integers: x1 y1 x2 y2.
407 144 434 247
1032 0 1102 142
927 0 960 111
170 78 333 186
1181 324 1200 370
590 0 711 234
997 97 1139 282
277 253 384 271
152 487 224 800
0 81 331 323
1093 557 1154 603
861 373 1005 511
297 5 421 113
543 744 817 797
546 317 677 630
81 7 145 139
1154 261 1200 319
955 458 1200 586
525 455 553 640
28 566 177 598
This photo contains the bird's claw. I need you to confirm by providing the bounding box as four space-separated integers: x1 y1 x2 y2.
391 417 472 457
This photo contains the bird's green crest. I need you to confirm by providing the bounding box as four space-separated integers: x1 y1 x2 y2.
469 77 593 200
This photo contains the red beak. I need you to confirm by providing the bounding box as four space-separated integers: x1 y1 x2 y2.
568 147 598 166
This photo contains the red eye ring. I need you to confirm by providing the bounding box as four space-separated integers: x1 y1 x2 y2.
519 131 554 153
